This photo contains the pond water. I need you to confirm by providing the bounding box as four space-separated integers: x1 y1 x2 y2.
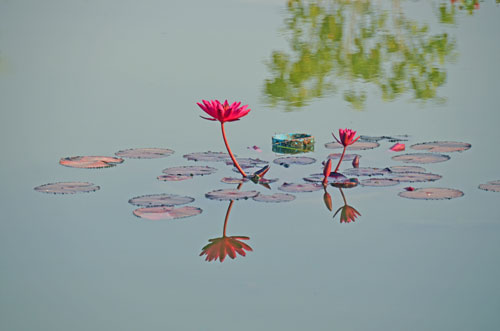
1 0 500 330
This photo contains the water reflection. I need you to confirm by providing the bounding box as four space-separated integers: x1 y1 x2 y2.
264 0 456 110
323 185 361 223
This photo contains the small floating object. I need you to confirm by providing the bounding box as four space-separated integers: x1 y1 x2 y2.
157 175 193 181
390 143 405 152
278 182 323 193
272 133 315 154
327 153 360 161
398 187 464 200
352 155 360 168
183 151 230 162
404 186 415 191
273 156 316 168
205 189 259 201
34 182 100 194
253 193 296 203
115 148 174 159
392 153 450 164
162 166 217 176
390 172 442 183
325 141 379 150
343 167 390 177
478 180 500 192
133 206 202 220
60 156 124 169
247 145 262 152
128 194 194 207
388 166 426 173
411 141 471 153
360 178 399 187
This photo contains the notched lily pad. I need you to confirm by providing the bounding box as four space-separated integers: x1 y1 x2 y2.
221 177 249 184
392 153 450 164
325 141 380 150
128 194 194 207
157 175 193 181
205 189 259 201
34 182 100 194
343 167 390 177
388 166 426 173
326 153 360 161
115 148 174 159
398 188 464 200
226 158 268 169
278 182 323 193
133 206 202 220
60 156 124 168
162 166 217 176
411 141 471 153
253 193 296 203
390 172 442 183
273 156 316 167
478 180 500 192
360 178 399 187
183 151 230 162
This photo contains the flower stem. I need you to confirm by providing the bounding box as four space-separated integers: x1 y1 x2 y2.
334 146 346 173
339 187 347 205
223 200 234 237
221 123 247 177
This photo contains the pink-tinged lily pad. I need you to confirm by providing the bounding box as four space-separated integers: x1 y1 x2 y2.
133 206 202 220
278 182 323 193
359 135 409 142
390 172 442 183
157 175 193 181
411 141 471 153
162 166 217 176
60 156 124 169
478 180 500 192
183 151 230 162
390 143 405 152
34 182 100 194
221 177 250 184
388 166 426 173
205 189 259 201
128 194 194 207
360 178 399 187
226 158 268 169
273 156 316 167
326 153 360 161
253 193 296 203
392 153 450 164
115 148 174 159
398 187 464 200
344 167 390 177
325 141 380 150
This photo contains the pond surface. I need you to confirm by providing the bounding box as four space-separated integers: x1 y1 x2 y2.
1 1 500 330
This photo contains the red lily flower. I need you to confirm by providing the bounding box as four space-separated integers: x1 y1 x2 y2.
200 236 253 262
197 99 251 123
333 205 361 223
332 128 360 147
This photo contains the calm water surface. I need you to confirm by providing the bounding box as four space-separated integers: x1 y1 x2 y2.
1 1 500 330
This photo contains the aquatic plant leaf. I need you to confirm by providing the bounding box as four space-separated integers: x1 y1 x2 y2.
115 148 174 159
478 180 500 192
360 178 399 187
34 182 100 194
278 182 323 193
392 153 450 164
304 172 348 183
221 177 249 184
205 189 259 201
398 187 464 200
157 175 193 181
128 194 194 207
133 206 202 220
253 193 296 203
326 153 360 161
273 156 316 167
359 135 409 142
183 151 230 162
343 167 390 177
330 178 359 188
226 157 269 168
388 166 426 173
390 172 442 183
411 141 471 153
60 156 124 169
325 141 379 150
162 166 217 176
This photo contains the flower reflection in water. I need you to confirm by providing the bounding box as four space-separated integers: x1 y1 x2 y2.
332 187 361 224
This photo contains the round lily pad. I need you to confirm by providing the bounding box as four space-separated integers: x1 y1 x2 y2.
326 153 360 161
253 193 296 203
390 172 442 183
273 156 316 167
343 167 390 177
226 158 268 169
360 178 399 187
183 151 230 162
392 153 450 164
303 173 327 183
34 182 100 194
325 141 380 150
133 206 202 220
205 189 259 201
157 175 193 181
60 156 124 169
128 194 194 207
411 141 471 153
330 178 359 188
359 135 409 142
388 166 426 173
304 173 349 184
115 148 174 159
278 182 323 193
162 166 217 176
221 177 249 184
478 180 500 192
398 188 464 200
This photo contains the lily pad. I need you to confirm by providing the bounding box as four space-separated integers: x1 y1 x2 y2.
390 172 442 183
392 153 450 164
183 151 230 162
226 157 268 169
60 156 124 169
278 182 323 193
162 166 217 176
411 141 471 153
388 166 426 173
326 153 360 161
221 177 249 184
133 206 202 220
273 156 316 168
359 135 409 142
303 172 348 183
360 178 399 187
128 194 194 207
34 182 100 194
205 189 259 201
253 193 296 203
157 175 193 181
330 178 359 188
398 187 464 200
324 141 380 150
343 167 390 177
478 180 500 192
115 148 174 159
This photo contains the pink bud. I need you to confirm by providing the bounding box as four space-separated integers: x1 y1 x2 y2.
352 155 360 168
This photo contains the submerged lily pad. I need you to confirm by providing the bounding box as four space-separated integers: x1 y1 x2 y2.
221 177 249 184
388 166 426 173
478 180 500 192
183 151 230 162
278 182 323 193
133 206 202 220
162 166 217 176
326 153 360 161
390 172 442 183
60 156 124 168
253 193 296 203
392 153 450 164
360 178 399 187
343 167 390 177
205 189 259 201
128 194 194 207
115 148 174 159
157 175 193 181
398 187 464 200
226 157 268 169
324 141 380 150
273 156 316 167
34 182 100 194
411 141 471 153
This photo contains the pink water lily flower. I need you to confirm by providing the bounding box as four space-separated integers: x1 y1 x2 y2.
332 129 360 147
197 99 251 123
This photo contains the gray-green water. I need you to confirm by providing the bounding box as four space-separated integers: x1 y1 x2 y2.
1 1 500 330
